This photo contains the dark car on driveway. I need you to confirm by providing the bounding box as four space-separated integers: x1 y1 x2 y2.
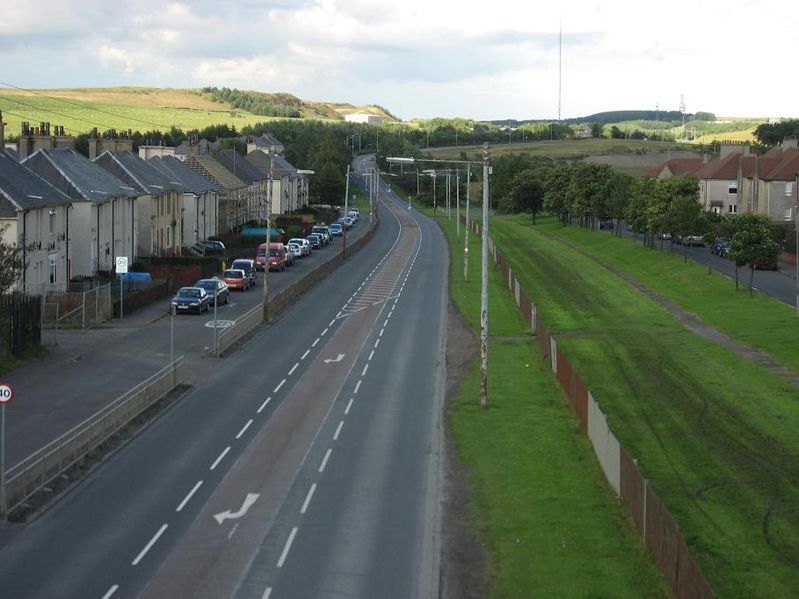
171 287 211 313
710 237 729 257
194 278 230 305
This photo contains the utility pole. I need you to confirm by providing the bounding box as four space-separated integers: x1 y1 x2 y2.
480 143 490 410
262 155 272 322
343 164 350 259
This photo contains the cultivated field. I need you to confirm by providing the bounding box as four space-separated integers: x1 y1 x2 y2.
423 139 703 176
489 215 799 597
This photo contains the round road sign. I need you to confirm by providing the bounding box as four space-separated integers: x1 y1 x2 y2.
0 383 14 404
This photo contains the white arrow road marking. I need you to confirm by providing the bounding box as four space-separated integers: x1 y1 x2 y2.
213 493 260 524
323 353 345 364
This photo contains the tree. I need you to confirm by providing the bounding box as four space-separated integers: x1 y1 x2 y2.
0 224 25 294
507 169 544 223
725 213 780 295
542 163 574 224
625 177 657 246
590 123 604 138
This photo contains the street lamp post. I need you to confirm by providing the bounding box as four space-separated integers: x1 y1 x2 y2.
479 144 490 410
386 149 491 408
465 166 471 281
456 169 460 239
262 156 272 322
343 164 350 259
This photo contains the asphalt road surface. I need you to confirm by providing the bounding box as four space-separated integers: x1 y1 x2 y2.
0 162 449 599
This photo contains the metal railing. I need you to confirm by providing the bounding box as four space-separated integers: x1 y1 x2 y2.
2 356 185 517
215 304 264 356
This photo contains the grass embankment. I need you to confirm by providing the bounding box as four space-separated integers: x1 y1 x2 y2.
529 218 799 369
490 215 799 597
429 207 669 597
0 90 269 136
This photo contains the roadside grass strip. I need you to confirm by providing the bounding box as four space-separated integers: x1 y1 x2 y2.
490 216 799 597
433 211 669 597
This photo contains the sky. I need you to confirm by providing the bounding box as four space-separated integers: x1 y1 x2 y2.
1 0 797 122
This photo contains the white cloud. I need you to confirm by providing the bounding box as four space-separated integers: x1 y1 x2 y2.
2 0 798 119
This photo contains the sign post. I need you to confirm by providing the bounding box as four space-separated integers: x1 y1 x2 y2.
0 382 14 520
116 257 128 320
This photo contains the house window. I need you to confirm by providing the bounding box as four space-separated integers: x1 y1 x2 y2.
785 208 793 221
166 225 172 247
728 205 738 214
728 183 738 195
711 206 722 214
48 254 57 285
49 209 56 235
786 182 794 197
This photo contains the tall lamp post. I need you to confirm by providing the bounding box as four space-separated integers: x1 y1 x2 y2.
262 155 272 322
387 146 491 409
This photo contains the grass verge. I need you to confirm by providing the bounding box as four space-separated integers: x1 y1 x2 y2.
430 208 669 597
489 215 799 597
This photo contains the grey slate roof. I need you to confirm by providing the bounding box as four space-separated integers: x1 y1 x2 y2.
215 149 266 184
94 151 183 195
4 148 19 161
22 148 138 204
148 156 219 195
185 154 246 192
0 152 72 216
253 134 284 149
245 151 299 177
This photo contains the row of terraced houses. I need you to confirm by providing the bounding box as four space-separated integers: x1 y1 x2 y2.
0 113 309 294
651 138 799 223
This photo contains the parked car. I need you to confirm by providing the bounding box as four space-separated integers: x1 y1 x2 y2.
329 223 343 236
267 243 288 271
191 239 226 256
255 244 268 270
289 237 311 256
230 258 257 287
312 225 331 245
337 217 351 230
306 234 322 250
682 234 705 247
171 287 210 313
598 219 613 231
710 238 729 257
755 256 779 270
283 244 295 267
194 278 229 305
287 242 303 260
222 268 251 290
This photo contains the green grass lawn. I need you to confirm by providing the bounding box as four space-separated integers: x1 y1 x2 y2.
0 94 269 136
524 216 799 369
430 209 669 597
489 215 799 597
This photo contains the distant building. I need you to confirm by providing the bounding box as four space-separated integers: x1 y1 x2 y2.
344 113 385 125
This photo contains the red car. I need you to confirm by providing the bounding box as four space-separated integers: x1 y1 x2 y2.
222 268 250 290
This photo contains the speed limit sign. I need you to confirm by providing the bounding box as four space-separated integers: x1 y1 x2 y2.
0 383 13 404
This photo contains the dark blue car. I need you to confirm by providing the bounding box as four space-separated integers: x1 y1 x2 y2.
171 287 210 314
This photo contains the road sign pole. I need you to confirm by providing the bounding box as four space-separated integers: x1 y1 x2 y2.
119 278 123 320
1 403 6 520
213 289 219 358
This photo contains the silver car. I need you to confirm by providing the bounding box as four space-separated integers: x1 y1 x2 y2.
288 238 311 257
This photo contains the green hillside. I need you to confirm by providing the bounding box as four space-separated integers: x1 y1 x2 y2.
0 86 394 139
